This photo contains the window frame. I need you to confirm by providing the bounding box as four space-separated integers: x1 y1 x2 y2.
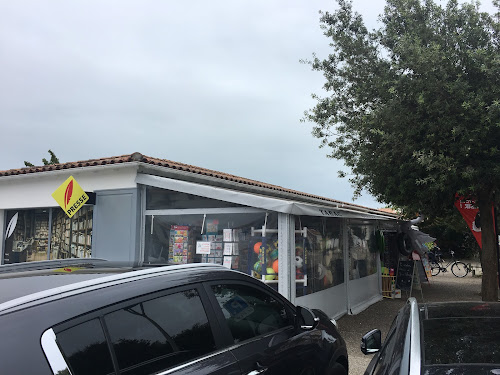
41 328 74 375
202 279 297 347
46 282 228 375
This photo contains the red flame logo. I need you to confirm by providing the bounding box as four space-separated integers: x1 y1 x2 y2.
64 180 73 209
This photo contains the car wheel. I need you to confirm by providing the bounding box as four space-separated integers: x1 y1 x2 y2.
328 362 347 375
299 368 315 375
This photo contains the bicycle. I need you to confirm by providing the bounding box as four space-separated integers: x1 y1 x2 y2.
429 249 469 277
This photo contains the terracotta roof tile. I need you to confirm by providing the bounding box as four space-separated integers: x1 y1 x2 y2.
378 208 399 214
0 152 391 214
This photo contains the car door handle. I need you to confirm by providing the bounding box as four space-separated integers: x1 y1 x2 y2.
246 364 268 375
246 369 268 375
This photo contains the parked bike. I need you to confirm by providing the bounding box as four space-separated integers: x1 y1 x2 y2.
428 249 470 277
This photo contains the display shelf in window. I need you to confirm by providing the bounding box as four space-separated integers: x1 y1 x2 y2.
249 227 279 284
70 207 93 257
196 226 247 270
168 225 194 264
295 231 308 295
199 232 224 265
249 226 308 288
197 234 232 267
221 229 241 270
51 206 93 259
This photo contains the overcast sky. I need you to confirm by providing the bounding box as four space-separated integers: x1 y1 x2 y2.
0 0 496 209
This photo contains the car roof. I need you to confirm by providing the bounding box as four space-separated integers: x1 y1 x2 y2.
399 299 500 375
0 259 229 315
420 301 500 370
422 301 500 319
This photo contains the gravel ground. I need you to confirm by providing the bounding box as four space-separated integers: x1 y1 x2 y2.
336 271 483 375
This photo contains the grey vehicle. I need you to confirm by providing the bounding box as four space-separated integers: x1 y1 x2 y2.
360 297 500 375
0 259 348 375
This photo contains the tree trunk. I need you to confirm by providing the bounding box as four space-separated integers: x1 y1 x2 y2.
478 191 499 301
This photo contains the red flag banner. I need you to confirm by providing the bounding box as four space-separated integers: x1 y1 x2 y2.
454 195 496 249
454 196 483 248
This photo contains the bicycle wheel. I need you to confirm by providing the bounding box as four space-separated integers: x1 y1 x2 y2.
431 262 441 276
451 261 468 277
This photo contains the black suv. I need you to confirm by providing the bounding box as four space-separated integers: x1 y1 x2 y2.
0 260 348 375
361 297 500 375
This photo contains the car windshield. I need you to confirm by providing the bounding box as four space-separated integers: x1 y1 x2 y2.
423 317 500 364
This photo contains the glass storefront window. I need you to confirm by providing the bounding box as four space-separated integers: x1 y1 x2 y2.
348 221 378 280
144 211 278 286
3 207 93 264
145 186 281 286
51 206 93 260
295 216 344 297
3 209 50 264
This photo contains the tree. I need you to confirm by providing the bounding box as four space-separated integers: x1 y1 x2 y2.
303 0 500 300
418 209 481 259
24 150 60 167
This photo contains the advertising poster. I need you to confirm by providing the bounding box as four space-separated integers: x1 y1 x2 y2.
196 241 211 255
223 243 233 256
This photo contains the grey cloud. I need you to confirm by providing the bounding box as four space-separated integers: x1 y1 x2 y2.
4 0 447 208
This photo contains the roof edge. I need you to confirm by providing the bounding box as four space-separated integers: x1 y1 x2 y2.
0 152 397 217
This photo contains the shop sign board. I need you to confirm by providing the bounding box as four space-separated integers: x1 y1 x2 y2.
396 260 414 291
52 176 89 218
318 209 342 217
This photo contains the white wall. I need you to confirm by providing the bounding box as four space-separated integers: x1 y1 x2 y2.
0 165 138 209
0 210 4 263
296 283 348 319
347 273 382 315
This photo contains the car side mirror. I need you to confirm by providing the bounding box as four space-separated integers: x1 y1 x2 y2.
361 329 382 355
296 306 320 330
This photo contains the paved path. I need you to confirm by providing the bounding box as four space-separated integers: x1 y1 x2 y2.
336 272 483 375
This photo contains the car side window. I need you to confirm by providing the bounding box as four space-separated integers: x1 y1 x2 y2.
372 323 397 375
104 289 216 375
211 283 293 343
55 288 217 375
57 318 115 375
372 304 411 375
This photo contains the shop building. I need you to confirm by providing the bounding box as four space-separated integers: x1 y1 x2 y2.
0 152 400 318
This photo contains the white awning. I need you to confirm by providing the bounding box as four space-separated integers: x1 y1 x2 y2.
408 229 436 254
136 174 396 220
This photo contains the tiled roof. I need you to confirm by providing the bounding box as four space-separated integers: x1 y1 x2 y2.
378 208 399 214
0 152 394 215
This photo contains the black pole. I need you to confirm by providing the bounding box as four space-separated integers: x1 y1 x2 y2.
495 203 500 288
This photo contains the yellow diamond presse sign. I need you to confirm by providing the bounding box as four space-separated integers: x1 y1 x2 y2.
52 176 89 218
